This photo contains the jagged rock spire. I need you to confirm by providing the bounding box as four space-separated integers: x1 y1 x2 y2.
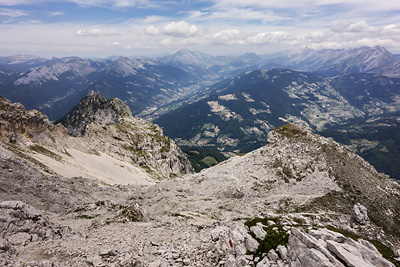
58 91 132 136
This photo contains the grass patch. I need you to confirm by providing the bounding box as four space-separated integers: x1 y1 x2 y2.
141 165 153 174
76 214 99 219
29 145 62 161
245 216 289 264
89 149 101 156
30 215 41 222
119 205 144 222
5 143 53 173
74 207 86 213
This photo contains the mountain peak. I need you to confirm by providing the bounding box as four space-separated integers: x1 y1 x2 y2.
163 49 215 67
108 57 149 76
59 91 132 136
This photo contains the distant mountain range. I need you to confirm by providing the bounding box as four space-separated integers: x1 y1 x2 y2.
0 56 199 120
0 46 399 121
160 46 400 79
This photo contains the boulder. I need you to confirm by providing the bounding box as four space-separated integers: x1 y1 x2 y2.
245 236 259 252
326 239 394 267
250 225 267 239
352 203 369 225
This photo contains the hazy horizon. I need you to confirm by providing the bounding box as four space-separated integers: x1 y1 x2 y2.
1 0 400 58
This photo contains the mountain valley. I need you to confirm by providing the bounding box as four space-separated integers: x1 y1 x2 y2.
155 69 400 154
0 46 400 266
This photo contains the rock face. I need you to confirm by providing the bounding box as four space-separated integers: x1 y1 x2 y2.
59 90 132 136
0 96 67 143
288 227 394 267
0 201 71 242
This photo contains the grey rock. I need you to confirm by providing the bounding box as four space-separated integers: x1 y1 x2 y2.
236 255 249 266
326 239 394 267
288 227 344 266
119 254 136 266
159 261 170 267
148 262 160 267
276 245 288 260
211 226 226 241
250 225 267 239
256 257 271 267
86 255 103 266
225 254 236 267
245 236 259 252
60 91 132 137
267 249 280 262
231 229 245 243
8 232 31 246
352 203 369 225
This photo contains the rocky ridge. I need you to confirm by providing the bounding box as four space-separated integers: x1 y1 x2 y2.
58 90 132 137
59 91 194 179
0 96 67 144
0 94 193 182
0 98 400 266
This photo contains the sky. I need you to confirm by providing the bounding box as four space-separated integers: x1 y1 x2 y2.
1 0 400 58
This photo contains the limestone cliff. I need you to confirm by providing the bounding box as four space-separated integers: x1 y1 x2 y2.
0 96 67 144
59 91 194 178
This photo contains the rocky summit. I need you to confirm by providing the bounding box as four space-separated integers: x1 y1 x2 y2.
58 90 133 137
0 98 400 266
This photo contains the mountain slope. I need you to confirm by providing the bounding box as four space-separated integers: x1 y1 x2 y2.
154 69 365 152
1 113 400 266
0 57 103 120
271 46 399 76
318 111 400 180
0 55 51 72
87 57 200 116
329 72 400 115
58 91 194 178
146 124 400 230
0 94 193 182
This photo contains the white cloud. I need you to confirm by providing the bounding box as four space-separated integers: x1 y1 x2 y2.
331 21 375 33
207 29 244 45
76 28 121 37
0 8 29 17
144 21 199 37
47 11 64 16
144 25 160 35
0 0 42 5
163 21 198 37
18 19 41 24
246 31 291 45
209 0 400 11
68 0 163 9
102 41 120 47
192 7 290 25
